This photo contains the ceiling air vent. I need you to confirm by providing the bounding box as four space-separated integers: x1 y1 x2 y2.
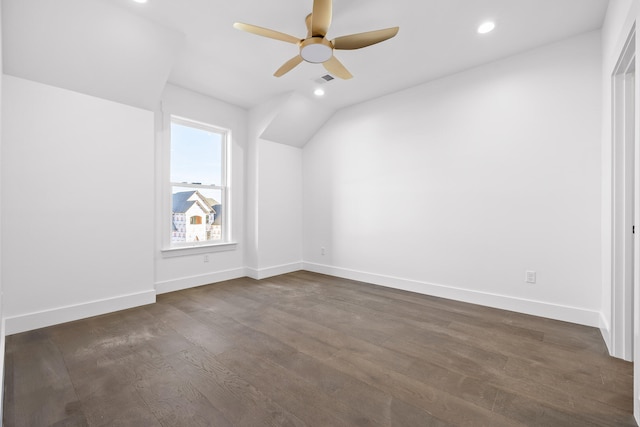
314 74 335 84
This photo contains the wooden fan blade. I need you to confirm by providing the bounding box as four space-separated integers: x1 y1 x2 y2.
311 0 332 37
233 22 301 45
323 56 352 79
305 14 313 38
332 27 399 50
274 55 304 77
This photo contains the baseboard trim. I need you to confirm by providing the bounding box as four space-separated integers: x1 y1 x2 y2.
155 268 246 295
303 262 601 327
599 312 613 355
5 290 156 335
245 262 303 280
4 262 603 335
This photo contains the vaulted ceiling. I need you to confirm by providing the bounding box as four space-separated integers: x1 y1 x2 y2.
2 0 609 114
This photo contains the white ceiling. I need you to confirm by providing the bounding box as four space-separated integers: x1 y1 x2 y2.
3 0 609 112
2 0 184 110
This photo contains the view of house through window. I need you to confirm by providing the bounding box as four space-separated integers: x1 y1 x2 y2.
170 118 228 246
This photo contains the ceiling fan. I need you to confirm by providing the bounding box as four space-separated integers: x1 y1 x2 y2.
233 0 399 79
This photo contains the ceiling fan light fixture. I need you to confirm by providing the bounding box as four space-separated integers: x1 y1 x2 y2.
300 38 333 63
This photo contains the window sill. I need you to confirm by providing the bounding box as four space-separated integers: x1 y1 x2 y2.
161 242 238 258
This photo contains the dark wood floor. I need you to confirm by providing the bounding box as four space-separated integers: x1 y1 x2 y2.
3 271 636 426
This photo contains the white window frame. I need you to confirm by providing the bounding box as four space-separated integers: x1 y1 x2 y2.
161 114 236 255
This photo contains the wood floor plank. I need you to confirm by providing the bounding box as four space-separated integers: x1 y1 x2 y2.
3 271 635 426
5 336 85 427
168 347 307 427
79 385 160 427
216 348 361 427
143 300 234 356
214 320 396 426
328 344 526 427
229 300 504 420
132 352 233 427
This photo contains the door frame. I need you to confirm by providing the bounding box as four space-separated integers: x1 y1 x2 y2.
611 26 637 363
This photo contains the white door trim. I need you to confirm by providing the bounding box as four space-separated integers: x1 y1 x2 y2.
611 25 636 362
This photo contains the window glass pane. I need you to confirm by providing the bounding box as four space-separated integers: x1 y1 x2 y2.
171 186 223 243
170 122 222 186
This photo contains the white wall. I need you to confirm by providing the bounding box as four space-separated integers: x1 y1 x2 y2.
255 140 302 276
1 75 156 334
246 97 304 279
154 84 247 293
303 31 603 326
246 96 284 273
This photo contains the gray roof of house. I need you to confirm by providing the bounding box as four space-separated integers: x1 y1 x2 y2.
172 191 197 213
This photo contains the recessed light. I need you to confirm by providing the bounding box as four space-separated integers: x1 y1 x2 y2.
132 0 148 4
477 21 495 34
314 88 325 97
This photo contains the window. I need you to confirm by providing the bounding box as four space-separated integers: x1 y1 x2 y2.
168 116 230 248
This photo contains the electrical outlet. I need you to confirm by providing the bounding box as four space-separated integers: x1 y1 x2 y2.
321 247 325 256
525 270 536 284
204 254 209 263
